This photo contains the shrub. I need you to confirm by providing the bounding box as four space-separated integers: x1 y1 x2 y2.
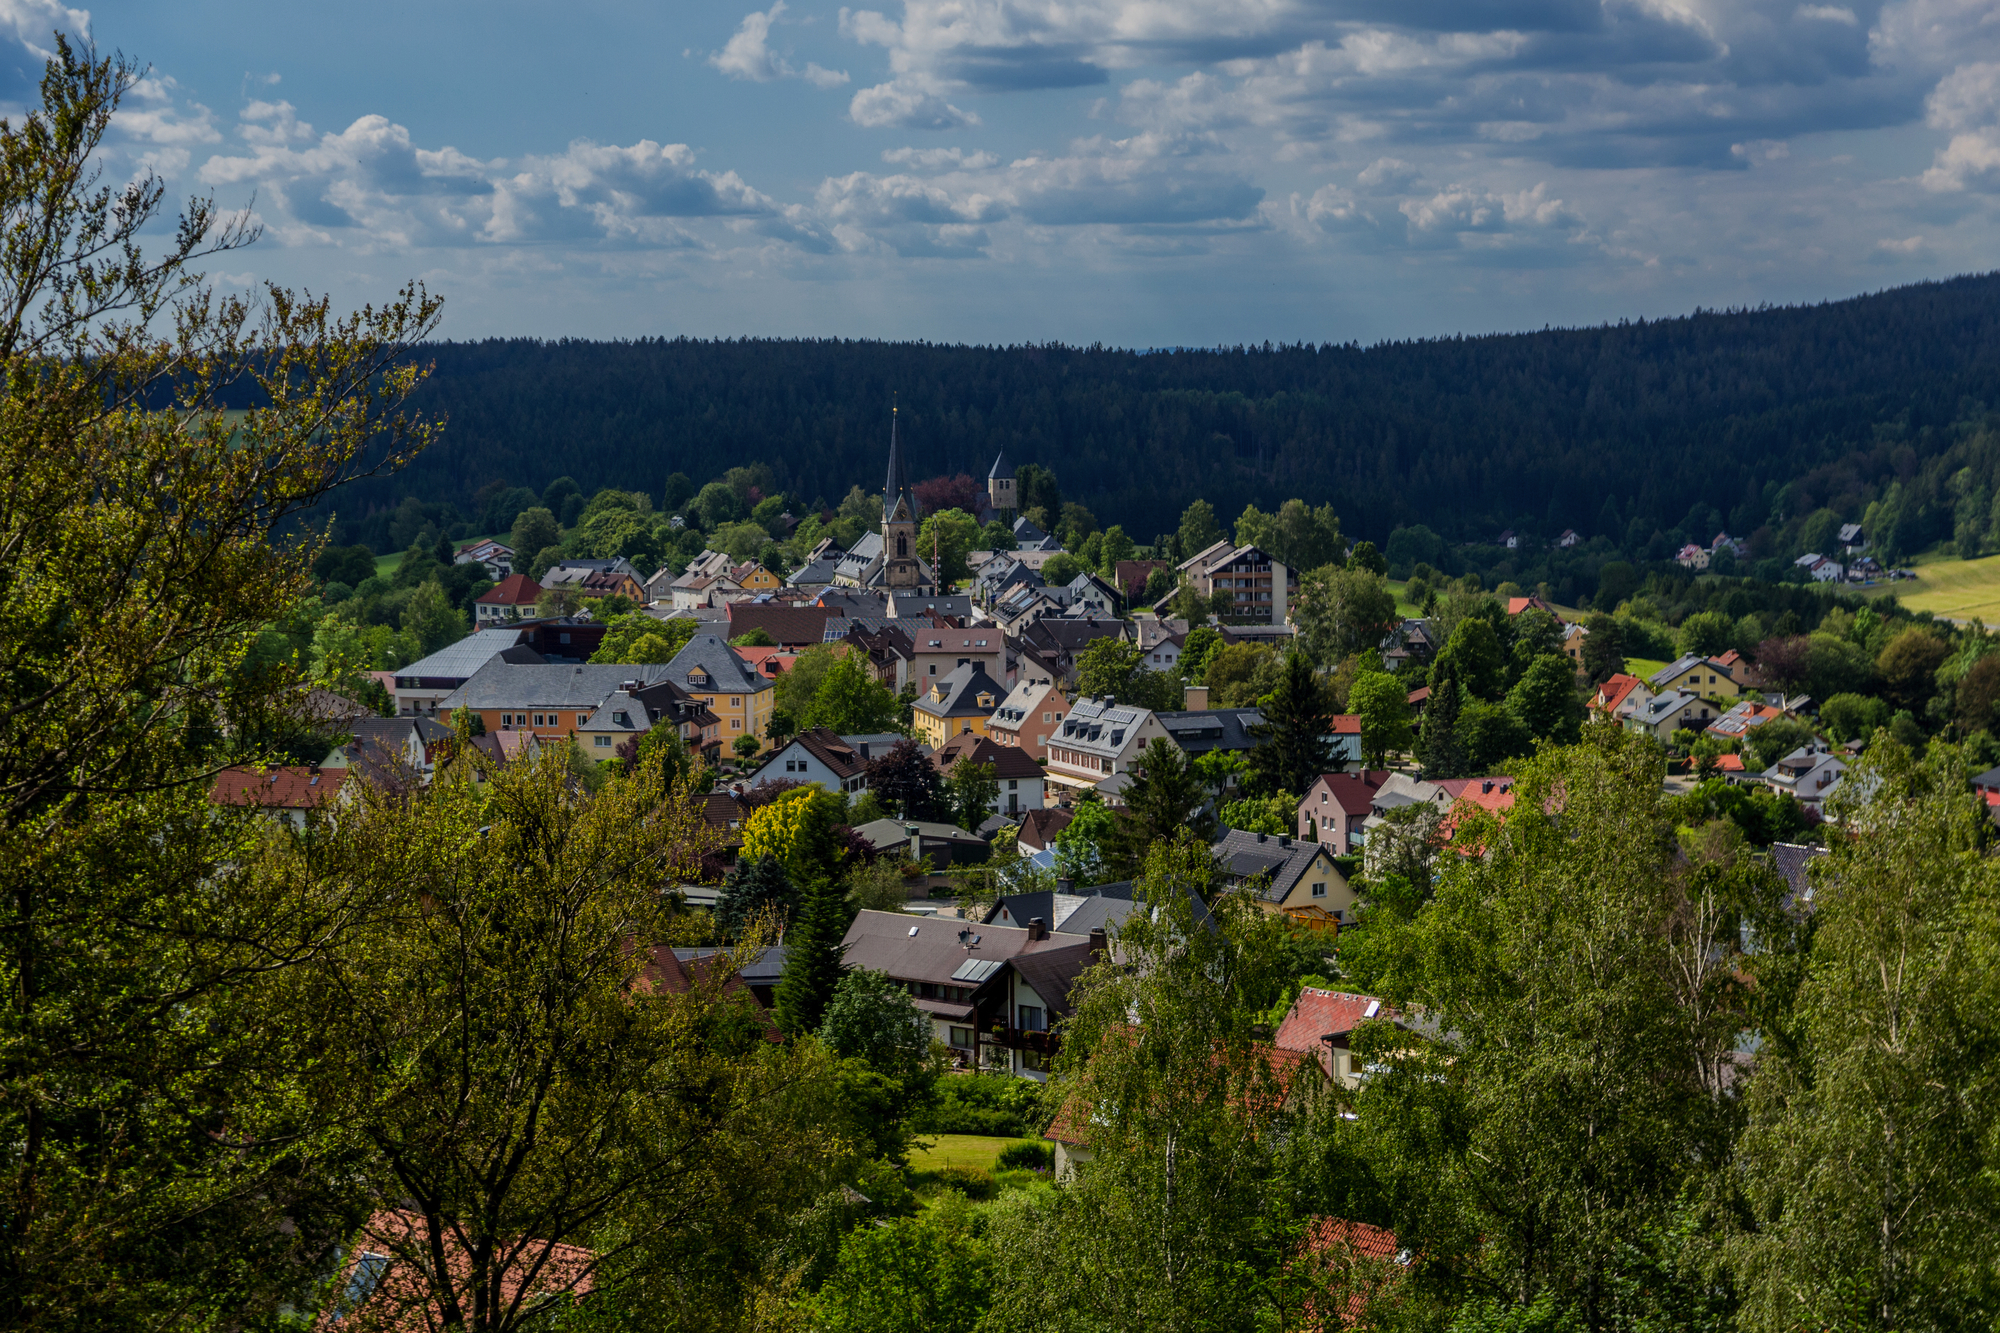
996 1141 1053 1172
916 1073 1042 1137
931 1165 997 1201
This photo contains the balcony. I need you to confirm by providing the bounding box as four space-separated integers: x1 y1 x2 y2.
990 1025 1061 1055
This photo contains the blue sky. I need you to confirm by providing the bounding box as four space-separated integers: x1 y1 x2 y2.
36 0 2000 344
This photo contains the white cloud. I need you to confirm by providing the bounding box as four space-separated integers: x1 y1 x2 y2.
881 145 999 170
710 4 850 87
0 0 86 57
850 80 980 129
1921 61 2000 190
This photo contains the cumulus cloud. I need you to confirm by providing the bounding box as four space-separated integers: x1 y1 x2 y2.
881 145 998 170
850 80 980 129
1302 159 1583 260
710 3 849 87
1921 60 2000 190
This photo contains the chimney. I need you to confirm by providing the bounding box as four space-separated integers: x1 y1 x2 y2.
1256 831 1267 843
1102 695 1116 709
1057 878 1073 894
1088 926 1108 958
1482 780 1494 794
1184 684 1209 711
1027 917 1048 941
1279 834 1291 848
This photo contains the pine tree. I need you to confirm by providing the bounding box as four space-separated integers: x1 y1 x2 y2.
775 874 849 1036
1246 650 1333 797
715 855 797 940
1417 664 1468 779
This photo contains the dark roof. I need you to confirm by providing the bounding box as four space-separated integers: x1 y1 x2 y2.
1771 841 1828 913
1211 828 1342 902
663 633 769 694
1016 806 1073 850
931 732 1044 780
884 409 919 522
1010 940 1095 1024
988 451 1015 481
1974 765 2000 792
838 909 1081 995
1156 707 1265 754
442 661 668 711
913 661 1006 719
1017 617 1125 654
724 602 835 648
779 727 870 780
673 944 788 986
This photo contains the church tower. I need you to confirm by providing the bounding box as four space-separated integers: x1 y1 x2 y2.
881 403 926 590
987 450 1017 521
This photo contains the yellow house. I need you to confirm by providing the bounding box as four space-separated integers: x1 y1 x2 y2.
1212 829 1358 927
1647 653 1742 700
732 562 782 594
911 661 1004 749
661 633 775 754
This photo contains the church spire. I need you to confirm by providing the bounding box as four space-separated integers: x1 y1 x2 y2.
883 396 919 523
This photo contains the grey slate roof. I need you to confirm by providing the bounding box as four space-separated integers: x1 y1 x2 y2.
440 661 671 711
913 661 1006 719
1648 654 1711 689
889 591 974 621
1012 516 1048 544
396 629 541 682
988 451 1015 481
1211 828 1339 903
1770 841 1828 913
1156 707 1266 755
662 633 771 694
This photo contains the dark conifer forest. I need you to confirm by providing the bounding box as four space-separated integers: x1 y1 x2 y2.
345 272 2000 547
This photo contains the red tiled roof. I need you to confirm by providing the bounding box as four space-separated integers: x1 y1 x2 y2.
1406 686 1431 706
477 572 543 605
210 766 347 809
320 1209 594 1332
1329 714 1361 735
1593 673 1645 715
1274 989 1391 1064
1044 1039 1312 1145
1301 1217 1407 1327
1311 771 1391 817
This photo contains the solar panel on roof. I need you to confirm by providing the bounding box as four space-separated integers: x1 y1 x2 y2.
951 958 1002 983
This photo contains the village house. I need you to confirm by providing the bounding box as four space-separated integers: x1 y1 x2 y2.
439 662 674 741
542 557 645 603
745 726 873 794
454 537 514 580
1211 828 1356 929
931 732 1047 817
1274 987 1396 1088
1705 699 1787 743
474 572 543 623
1014 806 1072 856
1044 695 1174 799
392 630 548 716
724 601 836 650
661 633 777 753
910 661 1007 748
1560 621 1589 667
1625 689 1717 739
572 677 720 759
988 674 1071 759
210 765 351 830
1648 654 1742 700
1763 743 1849 814
1297 770 1395 851
909 628 1005 688
1591 672 1654 722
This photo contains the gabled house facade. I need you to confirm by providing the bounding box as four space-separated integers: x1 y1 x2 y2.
475 572 543 623
1648 654 1743 699
910 661 1007 748
455 538 513 580
1211 828 1356 928
1045 695 1172 797
932 732 1047 816
1297 770 1394 850
744 726 872 793
661 634 777 753
988 676 1071 759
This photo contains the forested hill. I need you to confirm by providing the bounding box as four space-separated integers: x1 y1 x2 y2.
350 272 2000 547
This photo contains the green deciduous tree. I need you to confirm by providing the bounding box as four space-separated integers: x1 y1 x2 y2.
1433 616 1507 702
803 653 903 735
815 1200 991 1333
0 41 446 1327
401 577 467 655
1349 669 1415 767
592 613 698 665
945 757 1000 831
917 508 981 587
1295 565 1399 667
1736 742 2000 1332
1179 498 1224 559
1506 654 1584 744
1579 612 1628 685
1076 636 1181 711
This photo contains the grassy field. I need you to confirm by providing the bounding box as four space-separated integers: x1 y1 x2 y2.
1627 657 1670 683
908 1134 1042 1174
366 533 505 583
1861 552 2000 624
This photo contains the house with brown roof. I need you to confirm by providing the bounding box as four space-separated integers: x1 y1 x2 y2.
1274 987 1397 1087
744 726 872 794
1297 771 1394 851
1015 806 1073 854
988 674 1071 760
319 1209 593 1332
724 601 836 649
475 572 543 624
210 765 350 830
1113 558 1172 602
839 908 1096 1072
931 732 1047 817
910 628 1005 689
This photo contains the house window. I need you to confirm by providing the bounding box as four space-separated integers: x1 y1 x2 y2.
1321 792 1328 803
1020 1049 1050 1072
731 697 741 707
594 735 611 748
1017 1005 1045 1032
948 1026 974 1049
731 719 742 730
1311 882 1327 898
577 714 588 725
533 714 545 726
1008 779 1018 789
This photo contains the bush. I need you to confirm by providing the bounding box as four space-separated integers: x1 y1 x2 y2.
917 1073 1042 1137
930 1165 997 1200
996 1140 1054 1172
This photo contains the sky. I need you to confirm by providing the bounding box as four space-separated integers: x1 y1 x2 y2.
20 0 2000 345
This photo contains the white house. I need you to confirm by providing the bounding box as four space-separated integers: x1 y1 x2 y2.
743 727 872 794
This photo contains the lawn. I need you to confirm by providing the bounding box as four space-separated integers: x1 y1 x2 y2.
367 533 503 583
1626 657 1670 683
908 1134 1041 1174
1862 551 2000 624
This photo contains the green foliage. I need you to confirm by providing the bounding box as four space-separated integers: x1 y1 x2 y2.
1580 612 1628 684
729 627 776 647
1039 551 1082 587
867 738 946 821
1110 737 1218 873
1419 667 1470 779
1247 651 1337 797
1052 796 1118 884
817 969 933 1076
811 1203 991 1333
1179 498 1224 557
1348 668 1415 766
1178 623 1224 683
917 1073 1046 1136
1434 615 1507 702
1075 636 1180 711
917 508 981 587
716 855 797 939
1819 691 1890 743
996 1140 1053 1171
1235 498 1346 573
590 612 697 665
776 875 851 1036
945 757 1000 832
1220 792 1293 835
1745 716 1818 769
1506 653 1585 744
1295 565 1399 667
1667 778 1813 846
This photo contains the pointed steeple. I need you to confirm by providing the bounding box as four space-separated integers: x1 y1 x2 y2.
884 399 919 523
